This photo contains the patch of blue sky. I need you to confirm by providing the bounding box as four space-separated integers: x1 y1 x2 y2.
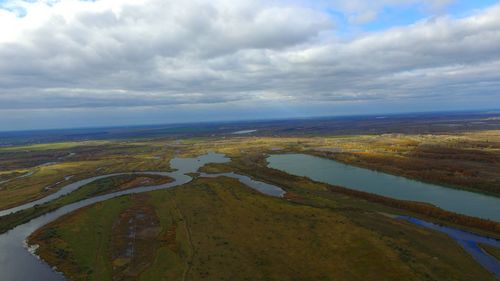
0 6 27 17
324 8 350 37
447 0 499 17
0 0 36 5
0 0 58 17
0 0 26 17
361 5 425 32
327 0 499 36
325 7 424 39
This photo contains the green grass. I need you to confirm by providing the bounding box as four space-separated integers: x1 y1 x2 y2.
0 141 111 152
32 197 131 280
3 130 498 210
30 177 497 281
0 174 171 234
5 132 500 280
0 144 174 210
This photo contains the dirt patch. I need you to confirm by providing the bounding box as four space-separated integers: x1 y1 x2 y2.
110 194 161 281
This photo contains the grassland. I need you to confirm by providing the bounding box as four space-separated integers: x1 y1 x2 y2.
0 174 171 234
1 130 498 235
201 151 500 236
30 177 497 281
2 130 498 212
0 141 174 210
0 130 493 280
160 131 500 198
197 131 500 196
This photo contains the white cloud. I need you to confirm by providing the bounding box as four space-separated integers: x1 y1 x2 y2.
0 0 499 115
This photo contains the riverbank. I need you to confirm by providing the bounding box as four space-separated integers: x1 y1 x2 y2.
0 134 499 280
0 174 173 234
306 131 500 198
29 176 498 281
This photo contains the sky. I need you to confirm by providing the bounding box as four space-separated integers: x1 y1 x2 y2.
0 0 499 131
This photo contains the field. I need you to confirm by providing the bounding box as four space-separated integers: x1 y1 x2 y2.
1 130 499 233
30 177 496 281
2 111 499 147
0 174 172 234
0 141 173 210
1 121 499 280
1 118 498 211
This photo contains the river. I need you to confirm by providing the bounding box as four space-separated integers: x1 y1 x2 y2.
0 152 498 280
267 153 500 279
0 152 284 281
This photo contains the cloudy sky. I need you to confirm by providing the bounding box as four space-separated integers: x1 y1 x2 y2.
0 0 499 131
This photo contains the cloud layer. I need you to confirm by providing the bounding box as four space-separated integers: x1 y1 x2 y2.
0 0 499 129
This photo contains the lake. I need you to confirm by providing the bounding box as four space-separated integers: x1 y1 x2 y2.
0 152 497 280
267 153 500 221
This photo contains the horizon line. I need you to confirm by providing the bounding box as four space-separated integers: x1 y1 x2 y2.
0 108 498 134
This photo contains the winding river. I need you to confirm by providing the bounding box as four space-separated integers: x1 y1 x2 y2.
0 152 284 281
0 152 498 280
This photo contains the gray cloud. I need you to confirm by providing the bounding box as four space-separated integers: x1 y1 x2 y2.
0 0 499 115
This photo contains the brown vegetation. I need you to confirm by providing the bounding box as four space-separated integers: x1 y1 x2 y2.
325 183 500 233
221 152 500 235
30 177 498 281
0 174 172 234
110 194 161 281
309 132 500 196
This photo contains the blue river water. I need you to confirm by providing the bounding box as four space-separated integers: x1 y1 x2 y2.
0 152 284 281
399 216 500 279
267 153 500 279
0 152 498 280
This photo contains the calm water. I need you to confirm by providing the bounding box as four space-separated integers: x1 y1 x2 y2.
0 152 286 281
0 152 497 280
231 129 257 135
0 173 134 217
200 172 285 197
267 154 500 221
399 216 500 279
